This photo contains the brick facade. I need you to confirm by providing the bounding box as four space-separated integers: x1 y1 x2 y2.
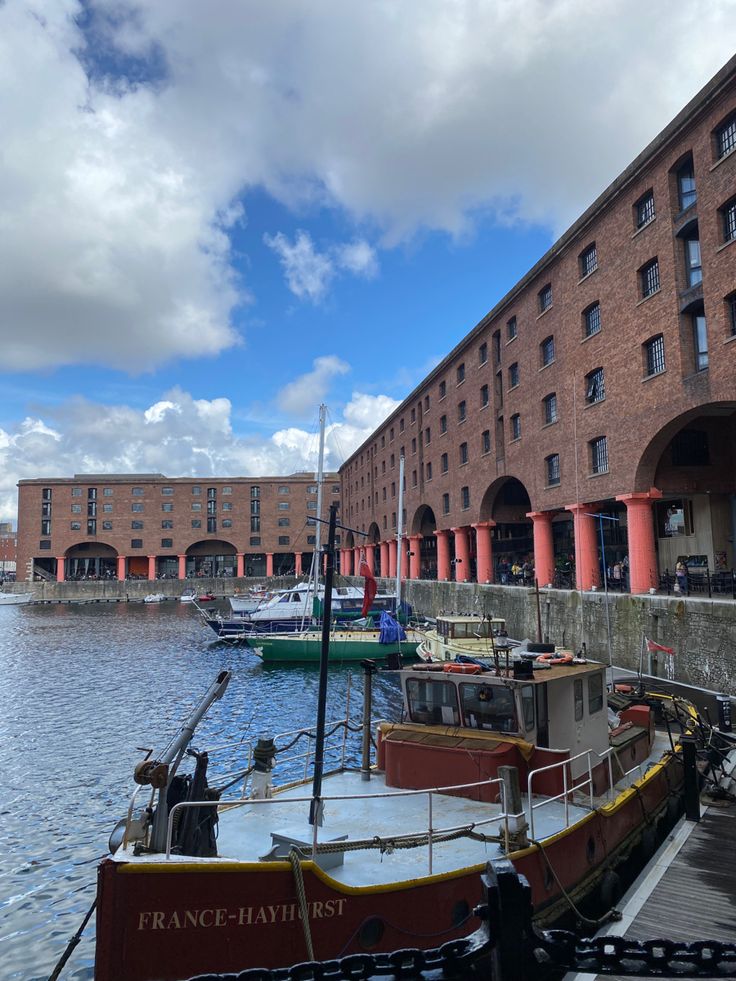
340 57 736 594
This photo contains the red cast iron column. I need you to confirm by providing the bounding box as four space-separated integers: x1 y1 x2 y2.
471 521 495 583
565 505 599 591
616 490 662 594
527 511 555 587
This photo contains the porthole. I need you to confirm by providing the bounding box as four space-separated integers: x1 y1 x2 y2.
586 836 596 864
452 899 470 926
359 916 385 950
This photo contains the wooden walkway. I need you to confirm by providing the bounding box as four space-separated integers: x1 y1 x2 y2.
567 800 736 980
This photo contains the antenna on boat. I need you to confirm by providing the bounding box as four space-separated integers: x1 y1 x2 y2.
396 452 405 610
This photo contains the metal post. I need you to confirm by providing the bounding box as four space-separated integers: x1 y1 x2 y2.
427 792 433 874
682 734 700 823
360 659 376 780
310 503 337 827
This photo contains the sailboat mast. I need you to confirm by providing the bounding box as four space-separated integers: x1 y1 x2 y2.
314 403 327 563
395 452 405 609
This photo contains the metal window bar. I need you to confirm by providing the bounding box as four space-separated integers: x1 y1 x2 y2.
591 437 608 474
637 193 655 227
646 336 665 375
724 202 736 242
547 456 560 485
729 295 736 336
642 260 660 296
581 247 597 277
585 303 601 337
718 118 736 157
585 369 604 404
544 395 557 424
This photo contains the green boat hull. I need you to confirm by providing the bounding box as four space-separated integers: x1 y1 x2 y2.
250 630 419 663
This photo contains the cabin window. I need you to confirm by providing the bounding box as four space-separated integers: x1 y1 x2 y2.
588 673 604 714
574 679 584 721
406 679 460 726
521 686 535 731
459 683 517 733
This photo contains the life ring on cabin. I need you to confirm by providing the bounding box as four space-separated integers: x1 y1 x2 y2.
614 683 635 694
535 651 574 666
443 663 482 675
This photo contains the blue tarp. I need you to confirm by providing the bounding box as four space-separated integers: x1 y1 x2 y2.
378 610 407 644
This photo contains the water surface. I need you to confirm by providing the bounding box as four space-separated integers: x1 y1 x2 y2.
0 602 403 980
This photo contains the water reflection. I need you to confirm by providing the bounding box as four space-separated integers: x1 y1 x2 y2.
0 602 403 980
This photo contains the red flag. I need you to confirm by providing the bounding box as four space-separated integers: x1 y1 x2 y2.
647 639 675 655
359 549 377 617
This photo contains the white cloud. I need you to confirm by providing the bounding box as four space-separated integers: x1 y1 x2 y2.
276 356 351 417
0 387 399 523
1 1 735 370
263 230 335 302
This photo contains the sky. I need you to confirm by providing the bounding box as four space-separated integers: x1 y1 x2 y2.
1 0 735 524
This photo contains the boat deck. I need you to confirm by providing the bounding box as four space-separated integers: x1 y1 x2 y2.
568 799 736 981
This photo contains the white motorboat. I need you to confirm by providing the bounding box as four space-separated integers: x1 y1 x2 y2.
143 593 167 604
0 591 34 605
179 589 198 603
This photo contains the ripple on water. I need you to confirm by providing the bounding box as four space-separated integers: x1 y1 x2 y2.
0 602 403 979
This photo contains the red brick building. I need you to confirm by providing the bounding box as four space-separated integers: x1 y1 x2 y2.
0 522 17 580
16 474 340 582
339 57 736 595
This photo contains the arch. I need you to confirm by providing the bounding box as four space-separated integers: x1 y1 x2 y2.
409 504 437 537
185 539 237 578
185 539 237 556
64 541 118 581
367 522 381 544
479 477 533 583
478 475 532 523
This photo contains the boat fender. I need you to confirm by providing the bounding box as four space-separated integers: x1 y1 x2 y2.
599 869 622 909
535 651 574 666
443 663 483 675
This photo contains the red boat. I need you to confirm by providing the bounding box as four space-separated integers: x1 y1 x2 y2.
95 639 691 981
197 593 216 602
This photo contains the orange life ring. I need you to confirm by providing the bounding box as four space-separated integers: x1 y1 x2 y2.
443 663 483 675
535 651 574 666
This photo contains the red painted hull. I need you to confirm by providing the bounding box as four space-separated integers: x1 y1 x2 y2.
95 748 682 981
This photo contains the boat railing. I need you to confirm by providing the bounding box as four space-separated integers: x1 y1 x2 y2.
163 774 512 873
527 748 599 839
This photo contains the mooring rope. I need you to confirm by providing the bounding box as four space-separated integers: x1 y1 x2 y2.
46 898 97 981
288 849 315 961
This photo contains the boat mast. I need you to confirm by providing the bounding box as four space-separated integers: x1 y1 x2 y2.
309 501 337 828
314 403 326 564
395 451 405 609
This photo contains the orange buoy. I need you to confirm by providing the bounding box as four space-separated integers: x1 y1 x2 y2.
443 663 483 675
535 651 574 666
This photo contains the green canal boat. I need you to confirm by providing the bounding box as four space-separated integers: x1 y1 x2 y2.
250 614 424 663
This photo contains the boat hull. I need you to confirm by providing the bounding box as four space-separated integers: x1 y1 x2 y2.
0 592 33 605
253 630 419 662
94 747 683 981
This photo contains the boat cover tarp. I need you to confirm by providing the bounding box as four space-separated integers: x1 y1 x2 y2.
378 611 407 644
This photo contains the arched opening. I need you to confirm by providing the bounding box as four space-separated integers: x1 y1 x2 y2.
636 406 736 588
65 542 118 581
367 523 381 574
186 540 237 578
410 505 437 580
480 477 533 584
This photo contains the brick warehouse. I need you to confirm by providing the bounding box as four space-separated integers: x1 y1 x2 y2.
16 474 339 582
14 57 736 592
338 56 736 596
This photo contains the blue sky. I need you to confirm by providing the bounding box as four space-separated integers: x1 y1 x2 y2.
1 0 735 522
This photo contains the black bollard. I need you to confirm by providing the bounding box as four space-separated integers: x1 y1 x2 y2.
681 733 700 823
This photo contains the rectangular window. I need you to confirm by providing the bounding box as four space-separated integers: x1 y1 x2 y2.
103 503 113 513
412 469 418 487
278 536 289 546
546 454 560 486
441 453 448 473
250 536 261 546
640 258 660 298
222 501 232 511
656 498 695 536
39 540 51 549
70 488 81 497
161 502 174 512
693 313 709 371
635 190 655 228
207 487 216 500
538 283 552 312
442 493 450 515
585 367 605 404
132 487 144 496
426 461 433 480
722 198 736 243
588 673 604 714
507 316 517 340
439 380 446 399
458 400 466 423
459 442 468 465
191 502 202 512
131 539 143 548
88 487 97 500
42 487 53 501
461 486 470 510
424 426 431 444
131 503 144 513
544 393 557 424
251 516 260 532
590 436 609 475
161 486 173 495
207 517 217 533
250 486 259 499
278 502 290 510
480 384 489 407
70 520 81 531
509 363 519 387
424 395 430 411
102 521 112 531
222 486 232 495
103 487 113 497
456 363 465 384
579 243 597 277
278 517 290 526
222 518 232 528
131 520 143 530
192 485 201 495
191 519 201 529
728 293 736 336
479 342 488 365
162 519 173 529
677 159 696 210
41 518 51 535
399 418 405 432
684 235 702 287
332 484 340 494
716 115 736 159
482 429 491 454
411 437 417 453
440 414 447 434
161 538 173 548
644 335 666 376
541 336 555 366
511 414 521 440
87 501 97 518
584 302 601 337
71 504 82 514
410 407 416 423
574 679 584 722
